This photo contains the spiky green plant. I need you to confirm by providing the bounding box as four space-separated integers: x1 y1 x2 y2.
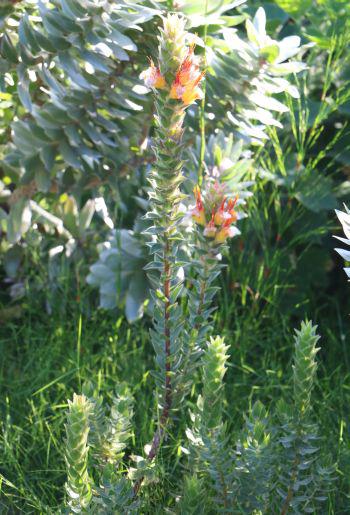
234 401 273 512
182 321 334 512
58 8 338 513
186 336 232 510
64 394 92 513
85 383 134 476
201 335 230 430
141 14 208 470
276 321 333 514
293 321 320 418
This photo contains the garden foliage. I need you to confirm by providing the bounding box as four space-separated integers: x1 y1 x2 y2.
62 11 335 513
0 0 349 513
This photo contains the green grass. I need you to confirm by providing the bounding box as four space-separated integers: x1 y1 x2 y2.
0 296 154 512
0 256 349 512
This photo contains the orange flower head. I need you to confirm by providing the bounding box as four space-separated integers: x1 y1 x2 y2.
170 44 205 105
214 198 227 225
194 185 203 209
192 207 206 226
177 44 199 85
181 82 204 106
214 196 238 226
141 59 166 89
170 76 185 100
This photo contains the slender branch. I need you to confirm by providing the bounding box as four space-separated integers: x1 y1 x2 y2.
147 235 172 461
178 253 212 394
210 430 229 510
134 13 204 495
280 454 300 515
197 0 209 186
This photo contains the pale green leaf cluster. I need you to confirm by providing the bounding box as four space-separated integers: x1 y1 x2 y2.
209 7 306 143
65 394 93 513
274 323 333 513
0 0 160 244
64 385 134 513
201 336 230 430
86 226 151 321
182 321 334 513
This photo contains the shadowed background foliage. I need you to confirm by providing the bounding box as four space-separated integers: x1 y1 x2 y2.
0 0 349 511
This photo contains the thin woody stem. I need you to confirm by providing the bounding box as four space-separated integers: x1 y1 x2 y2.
134 13 203 496
147 235 172 461
280 455 300 515
280 424 302 515
133 235 173 494
198 0 209 186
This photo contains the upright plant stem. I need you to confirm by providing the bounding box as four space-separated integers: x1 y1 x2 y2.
198 0 209 186
280 454 300 515
147 235 172 461
135 13 205 494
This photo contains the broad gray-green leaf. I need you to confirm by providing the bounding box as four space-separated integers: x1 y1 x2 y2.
7 199 32 244
294 173 337 213
125 273 148 322
35 162 51 193
4 245 23 278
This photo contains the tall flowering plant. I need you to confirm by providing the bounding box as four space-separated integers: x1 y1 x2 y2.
63 16 244 509
62 11 335 514
139 14 242 474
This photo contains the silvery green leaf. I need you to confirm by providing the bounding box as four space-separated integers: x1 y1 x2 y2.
269 61 307 76
7 199 32 244
245 19 260 47
35 162 51 193
277 36 301 63
59 140 82 168
242 107 283 128
89 264 116 281
39 145 56 171
79 200 95 232
109 28 136 51
249 92 289 113
335 248 350 262
17 80 32 112
4 245 23 278
335 208 350 239
253 7 266 38
125 273 148 322
13 121 45 155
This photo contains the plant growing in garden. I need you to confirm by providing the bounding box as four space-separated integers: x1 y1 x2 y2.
0 0 349 511
62 11 335 513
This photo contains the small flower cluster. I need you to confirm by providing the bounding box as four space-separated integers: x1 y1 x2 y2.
191 182 239 244
141 44 204 106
